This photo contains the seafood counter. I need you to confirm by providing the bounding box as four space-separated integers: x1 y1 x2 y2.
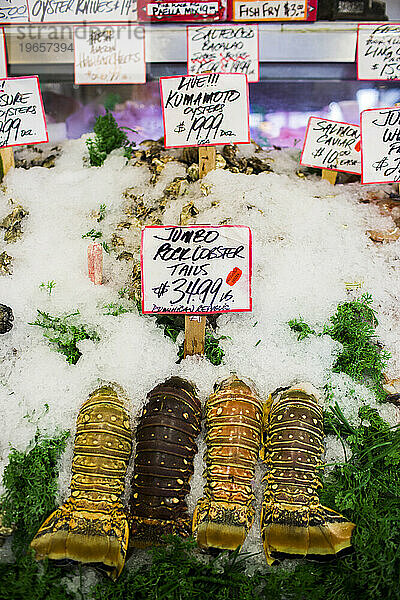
0 132 399 596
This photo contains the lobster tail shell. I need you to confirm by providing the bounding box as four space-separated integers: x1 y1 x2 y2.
129 377 201 547
30 387 132 580
193 375 263 551
260 384 355 564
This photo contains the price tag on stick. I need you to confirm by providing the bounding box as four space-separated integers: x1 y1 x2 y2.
160 72 250 148
142 224 252 356
300 117 361 185
141 225 252 315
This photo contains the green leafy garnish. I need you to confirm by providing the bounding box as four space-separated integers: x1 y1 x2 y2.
0 431 69 557
289 294 390 400
29 310 99 365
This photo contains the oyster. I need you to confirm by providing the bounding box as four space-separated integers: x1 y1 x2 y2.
0 303 13 333
0 205 28 243
0 251 12 275
179 202 199 226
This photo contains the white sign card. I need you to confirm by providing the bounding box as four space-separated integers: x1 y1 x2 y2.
0 0 28 23
0 76 48 148
74 25 145 85
357 23 400 80
141 225 252 314
300 117 361 175
160 72 250 148
361 107 400 184
27 0 137 22
232 0 307 21
187 25 259 82
0 29 6 77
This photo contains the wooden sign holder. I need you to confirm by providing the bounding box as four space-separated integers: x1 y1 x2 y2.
183 145 216 358
322 169 337 185
0 148 15 181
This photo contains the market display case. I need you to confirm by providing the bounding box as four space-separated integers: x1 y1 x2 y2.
1 1 400 599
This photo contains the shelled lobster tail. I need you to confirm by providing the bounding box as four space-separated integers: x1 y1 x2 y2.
192 375 263 551
129 377 201 547
30 386 132 580
260 383 355 565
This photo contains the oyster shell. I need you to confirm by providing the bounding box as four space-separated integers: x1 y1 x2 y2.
0 251 12 275
0 303 13 333
0 205 28 243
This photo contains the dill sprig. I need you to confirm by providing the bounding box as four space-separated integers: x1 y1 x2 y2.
0 431 69 557
86 112 135 167
288 294 390 401
29 310 99 365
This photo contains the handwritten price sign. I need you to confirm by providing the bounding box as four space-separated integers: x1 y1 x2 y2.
27 0 137 22
160 72 250 148
187 25 259 82
361 107 400 184
74 25 146 85
141 225 252 314
0 76 48 148
232 0 307 21
357 23 400 81
300 117 361 175
0 0 28 23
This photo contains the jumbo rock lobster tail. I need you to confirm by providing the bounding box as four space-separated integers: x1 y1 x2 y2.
260 383 355 564
192 375 263 551
129 377 201 547
30 386 132 580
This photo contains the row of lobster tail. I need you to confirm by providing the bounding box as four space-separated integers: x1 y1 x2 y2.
29 378 355 581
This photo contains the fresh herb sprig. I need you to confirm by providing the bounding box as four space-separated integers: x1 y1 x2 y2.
0 431 69 557
39 281 56 296
288 294 390 400
86 112 136 167
29 310 99 365
82 229 110 253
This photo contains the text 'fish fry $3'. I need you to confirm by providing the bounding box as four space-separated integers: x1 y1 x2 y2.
31 387 132 580
193 375 263 551
260 384 355 564
130 377 201 546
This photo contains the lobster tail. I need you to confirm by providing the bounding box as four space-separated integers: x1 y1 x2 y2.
31 387 132 580
260 384 355 564
193 375 263 551
129 377 201 547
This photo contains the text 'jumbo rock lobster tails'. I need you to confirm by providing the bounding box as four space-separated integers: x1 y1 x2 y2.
193 375 263 551
129 377 201 547
260 383 355 564
30 387 132 580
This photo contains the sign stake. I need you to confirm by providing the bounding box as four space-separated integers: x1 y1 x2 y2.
322 169 337 185
183 145 216 358
0 147 14 181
